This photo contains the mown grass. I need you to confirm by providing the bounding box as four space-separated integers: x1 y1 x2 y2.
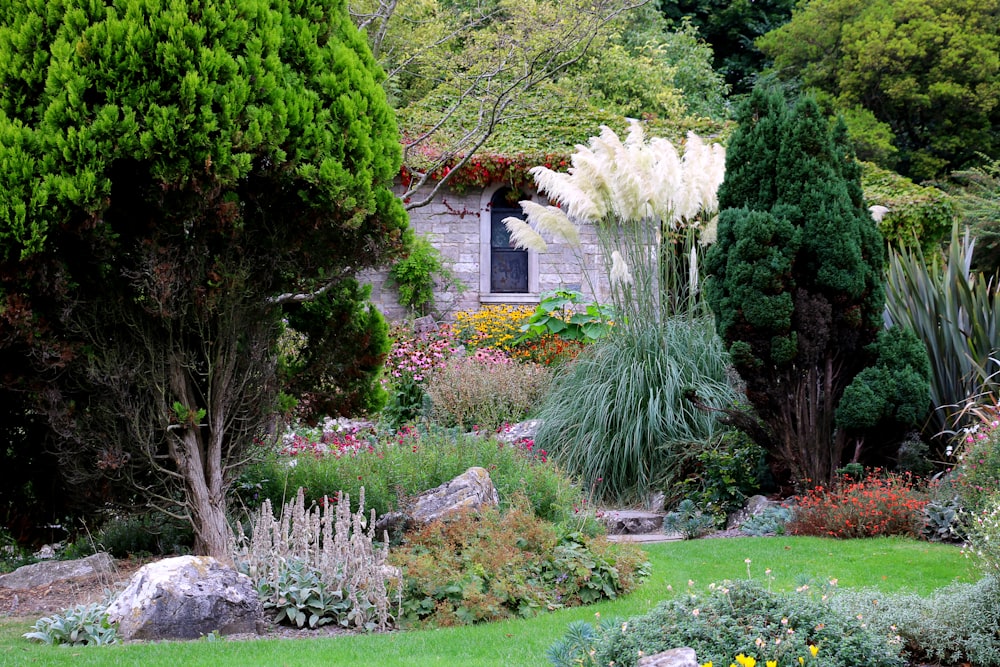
0 537 973 667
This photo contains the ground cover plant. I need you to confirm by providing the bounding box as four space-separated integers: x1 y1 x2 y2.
2 537 973 667
235 424 582 525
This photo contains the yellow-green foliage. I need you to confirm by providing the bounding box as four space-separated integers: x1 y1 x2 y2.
862 162 957 254
454 305 535 352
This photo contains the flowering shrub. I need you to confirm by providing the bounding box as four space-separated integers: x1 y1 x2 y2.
963 493 1000 574
788 471 927 539
511 333 586 366
279 417 376 458
454 304 535 352
424 352 551 431
948 417 1000 515
382 323 458 425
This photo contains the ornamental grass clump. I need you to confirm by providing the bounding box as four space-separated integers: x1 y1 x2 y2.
788 471 927 539
424 350 551 431
234 487 397 631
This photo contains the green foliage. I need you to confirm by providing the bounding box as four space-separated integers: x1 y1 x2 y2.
517 290 614 343
758 0 1000 180
546 617 619 667
577 578 905 667
683 433 768 518
920 496 963 543
705 88 885 485
948 424 1000 516
884 225 1000 439
861 162 957 255
260 558 350 628
935 157 1000 274
831 576 1000 667
659 0 796 94
662 499 716 539
94 512 193 558
23 603 118 646
740 505 793 536
535 317 740 503
281 279 391 420
0 0 408 557
836 327 931 458
235 425 584 524
388 234 464 316
391 502 648 627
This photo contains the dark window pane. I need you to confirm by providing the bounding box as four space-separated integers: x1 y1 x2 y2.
491 249 528 292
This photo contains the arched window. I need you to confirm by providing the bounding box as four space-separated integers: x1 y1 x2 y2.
488 187 529 293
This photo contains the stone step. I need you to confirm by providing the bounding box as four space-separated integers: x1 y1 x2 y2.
601 509 666 536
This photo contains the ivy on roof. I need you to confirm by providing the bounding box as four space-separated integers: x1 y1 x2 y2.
396 84 732 191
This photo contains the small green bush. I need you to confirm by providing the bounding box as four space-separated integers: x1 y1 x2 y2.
562 579 905 667
23 602 118 646
424 350 551 431
740 506 793 536
94 512 193 558
388 234 464 316
831 576 1000 667
235 425 584 525
682 432 767 519
391 500 648 627
662 499 716 539
950 422 1000 515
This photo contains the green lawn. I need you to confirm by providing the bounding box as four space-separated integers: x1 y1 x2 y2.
0 537 973 667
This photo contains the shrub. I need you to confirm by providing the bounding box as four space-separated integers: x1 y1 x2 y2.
390 500 648 627
740 506 794 537
235 425 584 524
424 351 551 431
682 433 768 519
93 512 193 558
559 579 904 667
454 304 535 352
831 577 1000 667
388 234 464 316
536 317 740 503
949 419 1000 515
234 488 396 631
23 602 118 646
920 496 964 543
662 499 716 539
963 493 1000 574
788 471 927 539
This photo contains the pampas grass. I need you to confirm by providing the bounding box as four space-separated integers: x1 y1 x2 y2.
535 317 740 503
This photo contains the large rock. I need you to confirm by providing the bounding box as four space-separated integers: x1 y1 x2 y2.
637 647 699 667
106 555 262 641
726 494 782 530
0 553 115 590
410 467 499 523
602 510 664 535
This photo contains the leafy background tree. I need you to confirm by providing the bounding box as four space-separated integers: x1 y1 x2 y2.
705 88 894 486
0 0 407 559
758 0 1000 180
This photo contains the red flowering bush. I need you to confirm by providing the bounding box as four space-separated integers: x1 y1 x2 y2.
511 333 586 366
789 471 928 539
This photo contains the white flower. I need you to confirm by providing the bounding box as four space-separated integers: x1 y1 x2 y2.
610 250 633 286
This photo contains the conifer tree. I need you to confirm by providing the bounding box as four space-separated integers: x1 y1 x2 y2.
0 0 407 559
705 88 885 485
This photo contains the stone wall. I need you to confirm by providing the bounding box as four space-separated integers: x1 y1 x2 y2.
364 183 610 322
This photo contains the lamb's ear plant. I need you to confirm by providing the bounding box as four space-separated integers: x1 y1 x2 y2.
23 602 118 646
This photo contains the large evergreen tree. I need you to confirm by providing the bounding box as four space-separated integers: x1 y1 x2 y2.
704 88 885 485
0 0 407 559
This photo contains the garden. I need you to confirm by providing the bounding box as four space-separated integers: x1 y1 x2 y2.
2 1 1000 665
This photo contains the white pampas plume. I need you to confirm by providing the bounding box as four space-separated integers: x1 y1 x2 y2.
610 250 633 286
699 215 719 246
520 200 581 247
869 205 890 222
503 217 547 252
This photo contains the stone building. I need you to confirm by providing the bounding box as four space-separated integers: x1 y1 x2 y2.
364 182 612 321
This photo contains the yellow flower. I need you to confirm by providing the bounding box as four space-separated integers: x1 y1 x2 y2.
766 662 777 667
735 654 756 667
701 663 713 667
809 645 819 657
